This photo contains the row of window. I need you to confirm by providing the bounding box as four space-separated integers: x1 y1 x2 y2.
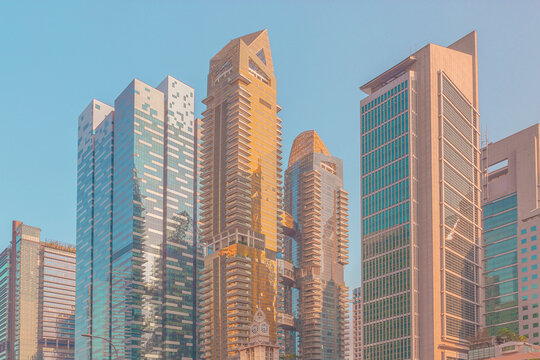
362 179 409 218
362 225 410 260
363 246 410 282
363 292 411 324
362 113 409 154
363 315 411 347
362 202 410 236
362 135 409 175
361 82 408 133
363 269 410 303
362 157 409 196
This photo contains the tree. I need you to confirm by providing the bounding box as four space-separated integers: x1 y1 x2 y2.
495 328 528 344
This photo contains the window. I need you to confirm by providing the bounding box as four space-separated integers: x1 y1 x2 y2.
524 277 529 282
523 249 528 254
532 226 537 232
522 229 528 235
522 239 528 244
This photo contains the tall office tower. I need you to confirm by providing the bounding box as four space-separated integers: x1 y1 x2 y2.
284 130 350 359
482 124 540 345
76 76 202 359
360 31 481 359
199 29 282 359
0 221 76 360
353 287 363 360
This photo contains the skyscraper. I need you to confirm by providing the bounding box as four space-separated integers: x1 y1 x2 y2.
76 76 202 359
353 287 363 360
0 221 76 360
283 130 349 359
481 123 540 345
199 29 282 359
360 31 481 359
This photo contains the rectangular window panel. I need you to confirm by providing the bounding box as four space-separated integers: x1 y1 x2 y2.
486 252 517 272
485 238 518 258
485 224 518 245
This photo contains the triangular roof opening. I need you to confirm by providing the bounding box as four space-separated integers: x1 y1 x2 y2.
256 49 266 65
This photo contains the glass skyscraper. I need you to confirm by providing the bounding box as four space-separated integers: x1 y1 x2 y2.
482 124 540 345
0 221 76 360
76 76 202 359
360 32 481 359
282 130 349 359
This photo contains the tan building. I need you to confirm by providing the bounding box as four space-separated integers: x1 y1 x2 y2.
482 124 540 345
360 31 481 359
2 221 76 360
353 287 363 360
199 30 282 359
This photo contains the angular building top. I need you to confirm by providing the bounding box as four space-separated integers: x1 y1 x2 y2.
288 130 331 167
199 30 282 359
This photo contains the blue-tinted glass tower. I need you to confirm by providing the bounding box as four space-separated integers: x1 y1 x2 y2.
76 76 203 359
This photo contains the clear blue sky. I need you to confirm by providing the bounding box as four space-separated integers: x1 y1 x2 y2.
1 0 539 291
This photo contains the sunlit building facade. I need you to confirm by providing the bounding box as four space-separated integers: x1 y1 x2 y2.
76 76 202 359
0 221 76 360
283 130 349 359
482 124 540 345
199 29 282 359
353 287 363 360
360 32 481 359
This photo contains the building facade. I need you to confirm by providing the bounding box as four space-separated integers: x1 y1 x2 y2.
360 31 481 359
0 221 76 360
76 76 202 359
482 124 540 345
353 287 363 360
277 211 299 357
199 29 282 359
283 130 349 359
